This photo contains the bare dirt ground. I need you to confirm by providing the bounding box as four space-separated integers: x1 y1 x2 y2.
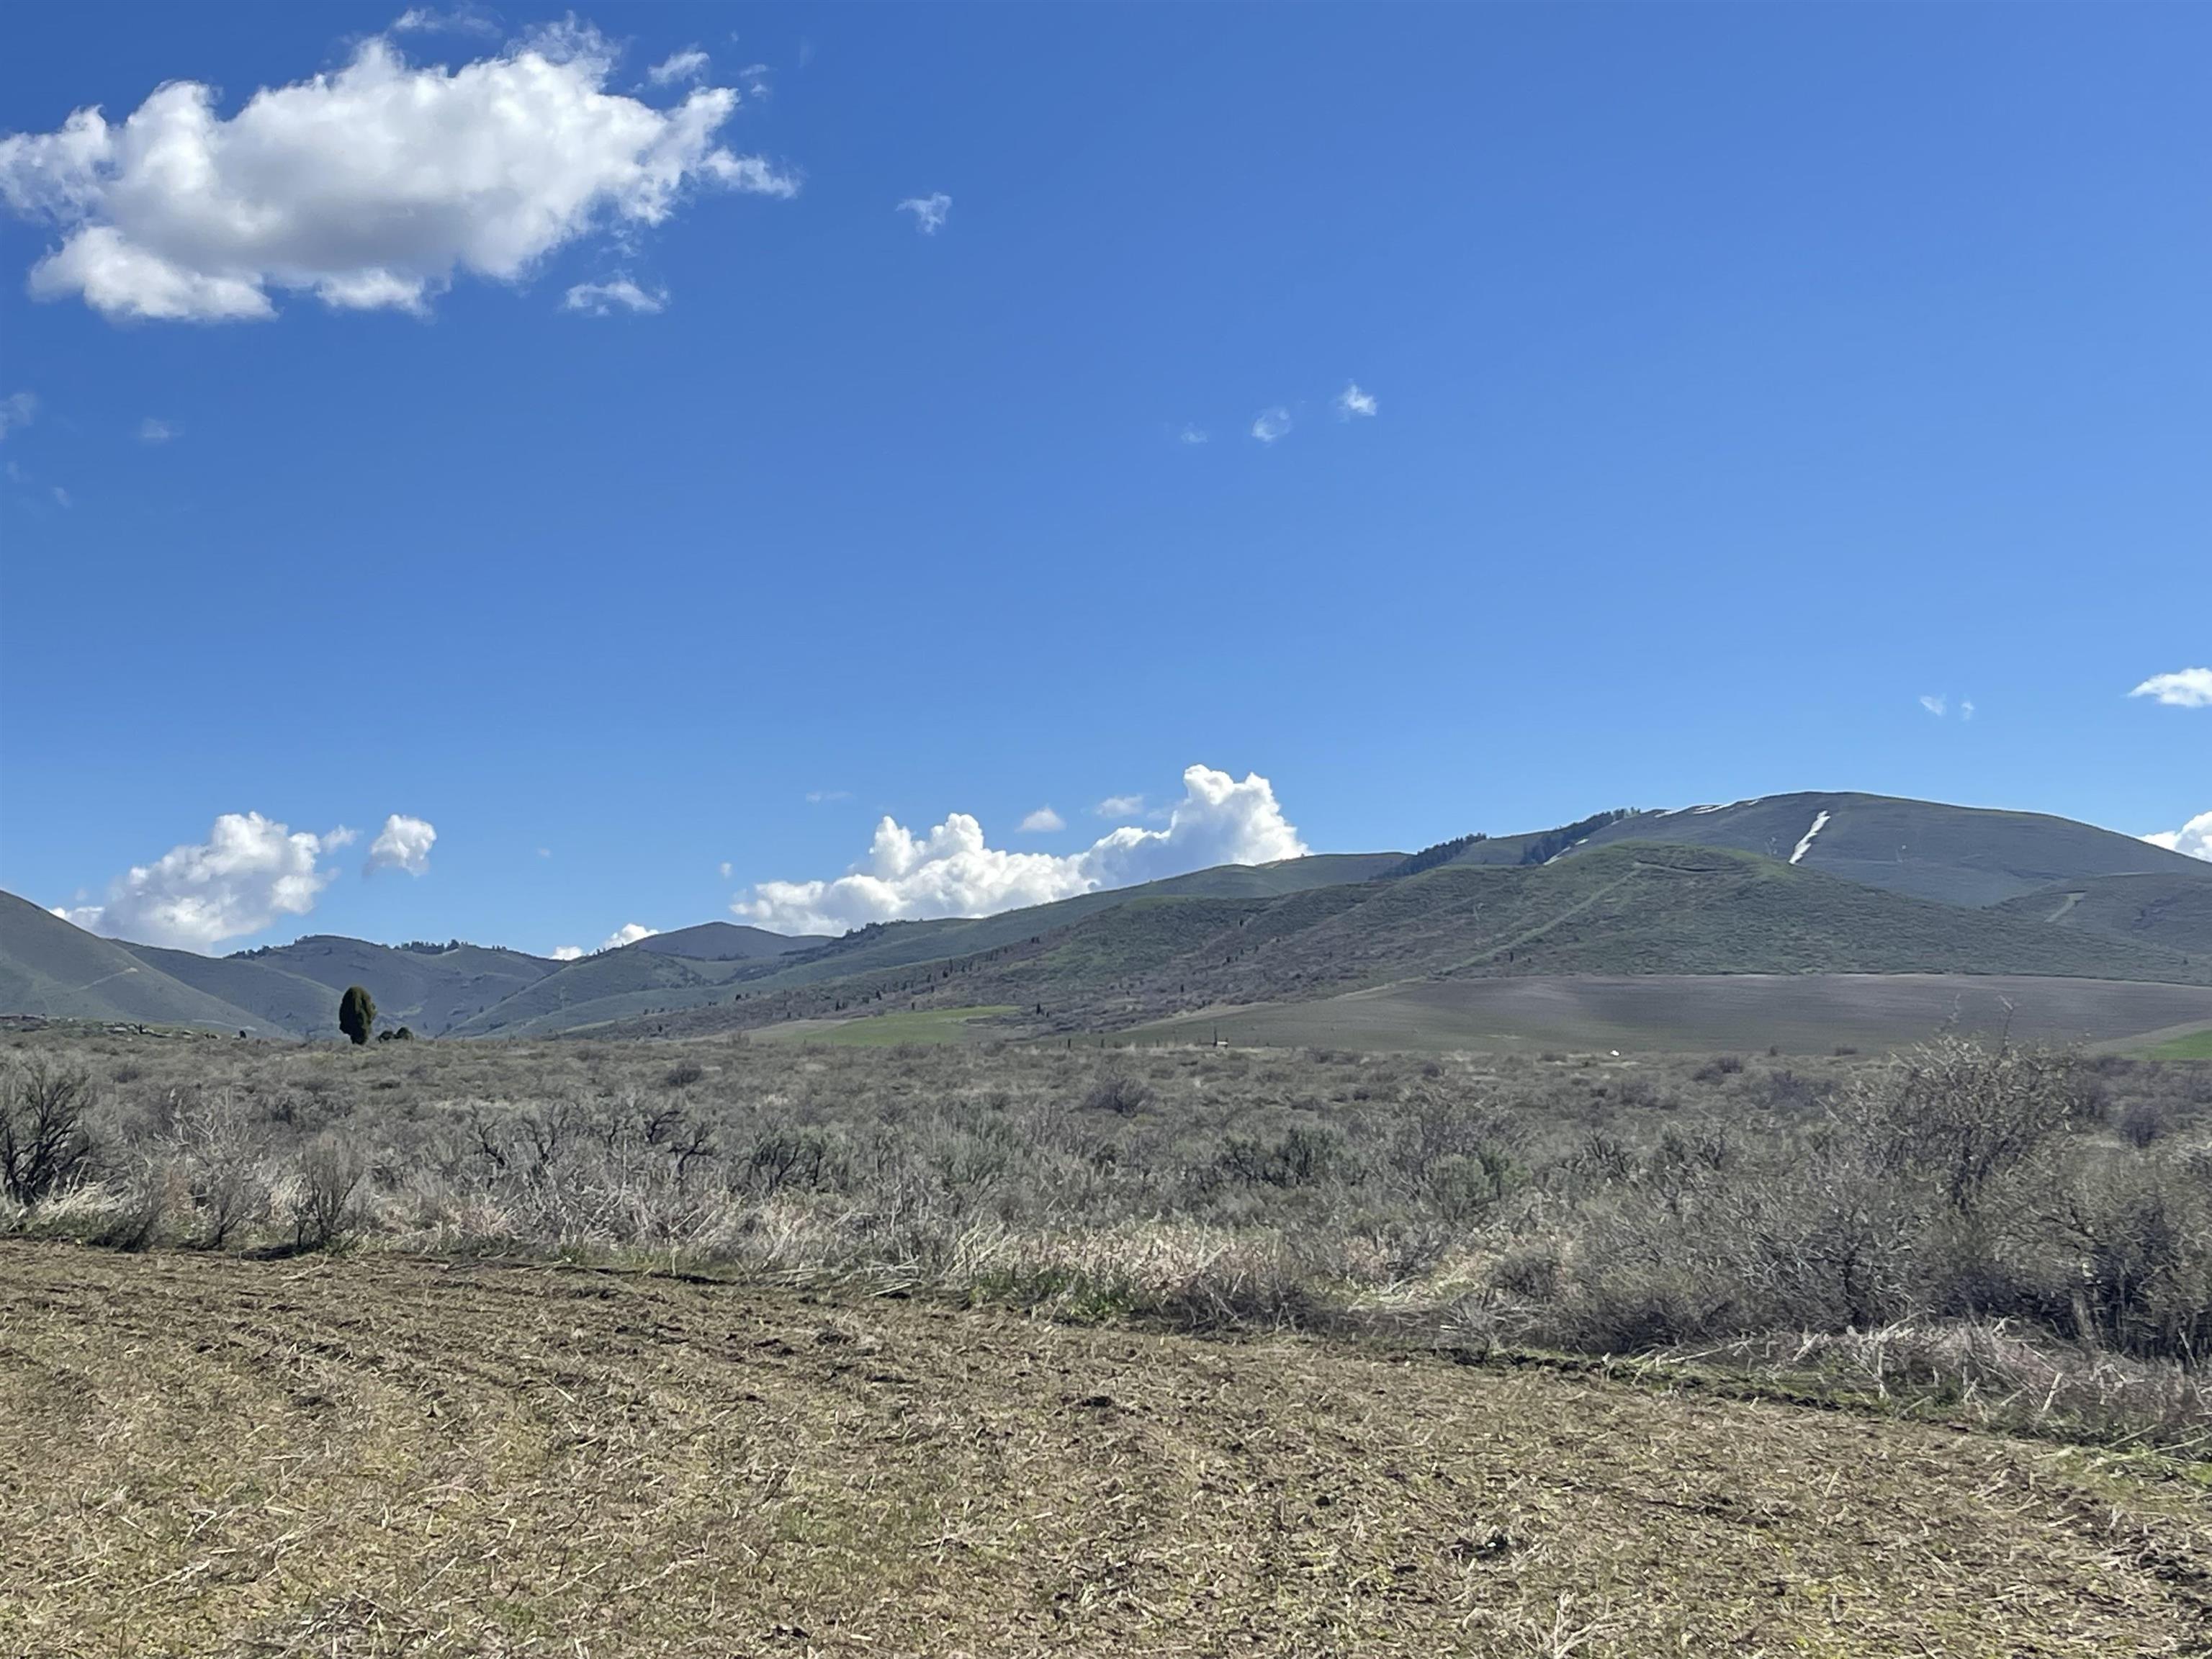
2 1243 2208 1657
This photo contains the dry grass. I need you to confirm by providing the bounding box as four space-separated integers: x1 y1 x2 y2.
4 1242 2211 1657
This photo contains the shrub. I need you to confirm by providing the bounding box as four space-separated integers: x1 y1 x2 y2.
290 1135 366 1250
0 1058 96 1204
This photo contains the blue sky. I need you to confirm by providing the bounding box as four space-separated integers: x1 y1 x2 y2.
0 2 2205 953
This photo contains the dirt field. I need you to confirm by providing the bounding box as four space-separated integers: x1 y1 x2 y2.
2 1244 2207 1658
1134 974 2212 1053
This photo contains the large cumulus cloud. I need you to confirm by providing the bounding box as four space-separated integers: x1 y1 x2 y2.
734 765 1308 935
2146 811 2212 863
0 24 793 321
55 812 346 950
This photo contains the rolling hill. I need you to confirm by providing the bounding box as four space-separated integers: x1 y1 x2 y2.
5 793 2206 1048
607 841 2212 1043
1555 792 2208 907
636 922 829 961
0 892 275 1033
1992 872 2212 959
203 935 559 1035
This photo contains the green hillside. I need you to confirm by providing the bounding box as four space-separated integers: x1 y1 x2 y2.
608 842 2212 1042
1992 872 2212 958
1565 793 2206 907
636 922 827 961
0 893 275 1033
222 936 557 1035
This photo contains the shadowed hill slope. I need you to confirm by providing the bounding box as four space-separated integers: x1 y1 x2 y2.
211 936 558 1035
1993 872 2212 959
0 892 274 1033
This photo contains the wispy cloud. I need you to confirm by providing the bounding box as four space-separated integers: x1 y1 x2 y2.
0 390 34 439
1017 806 1065 834
2131 667 2212 709
1095 793 1146 818
390 6 500 37
138 416 176 444
562 277 667 316
806 789 854 804
897 192 951 235
1177 426 1209 446
1335 381 1377 418
1959 700 1976 722
1918 694 1947 717
1251 407 1291 444
646 48 711 86
50 485 70 508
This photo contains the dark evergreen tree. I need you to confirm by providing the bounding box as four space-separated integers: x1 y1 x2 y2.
338 985 376 1046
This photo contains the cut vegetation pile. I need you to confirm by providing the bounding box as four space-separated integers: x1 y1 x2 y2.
4 1244 2209 1658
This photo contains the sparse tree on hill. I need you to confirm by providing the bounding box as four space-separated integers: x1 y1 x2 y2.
338 985 376 1047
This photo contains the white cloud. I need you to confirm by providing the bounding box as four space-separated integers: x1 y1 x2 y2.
59 812 344 950
647 48 711 86
366 813 436 876
1959 700 1976 722
2131 668 2212 709
138 415 176 443
897 192 950 235
1919 694 1947 717
0 30 796 323
1017 806 1065 834
719 860 734 878
806 788 853 804
2145 811 2212 863
602 922 657 950
536 847 553 858
50 485 69 508
390 7 499 36
1095 793 1145 818
1336 381 1377 418
550 945 586 961
1251 407 1291 444
0 390 33 438
1177 426 1209 446
562 276 667 315
734 764 1308 935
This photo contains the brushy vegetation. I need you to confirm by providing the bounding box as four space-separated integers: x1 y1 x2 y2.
4 1024 2209 1449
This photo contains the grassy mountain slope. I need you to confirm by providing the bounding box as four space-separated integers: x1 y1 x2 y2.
226 937 557 1035
637 922 827 961
1992 872 2212 959
120 944 349 1038
446 946 762 1038
608 842 2212 1041
0 894 274 1033
1563 792 2206 907
1135 973 2212 1053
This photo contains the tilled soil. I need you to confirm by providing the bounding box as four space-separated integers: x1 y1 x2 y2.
1 1242 2206 1657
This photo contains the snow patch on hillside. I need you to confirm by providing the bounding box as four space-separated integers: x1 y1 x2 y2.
1789 810 1832 866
